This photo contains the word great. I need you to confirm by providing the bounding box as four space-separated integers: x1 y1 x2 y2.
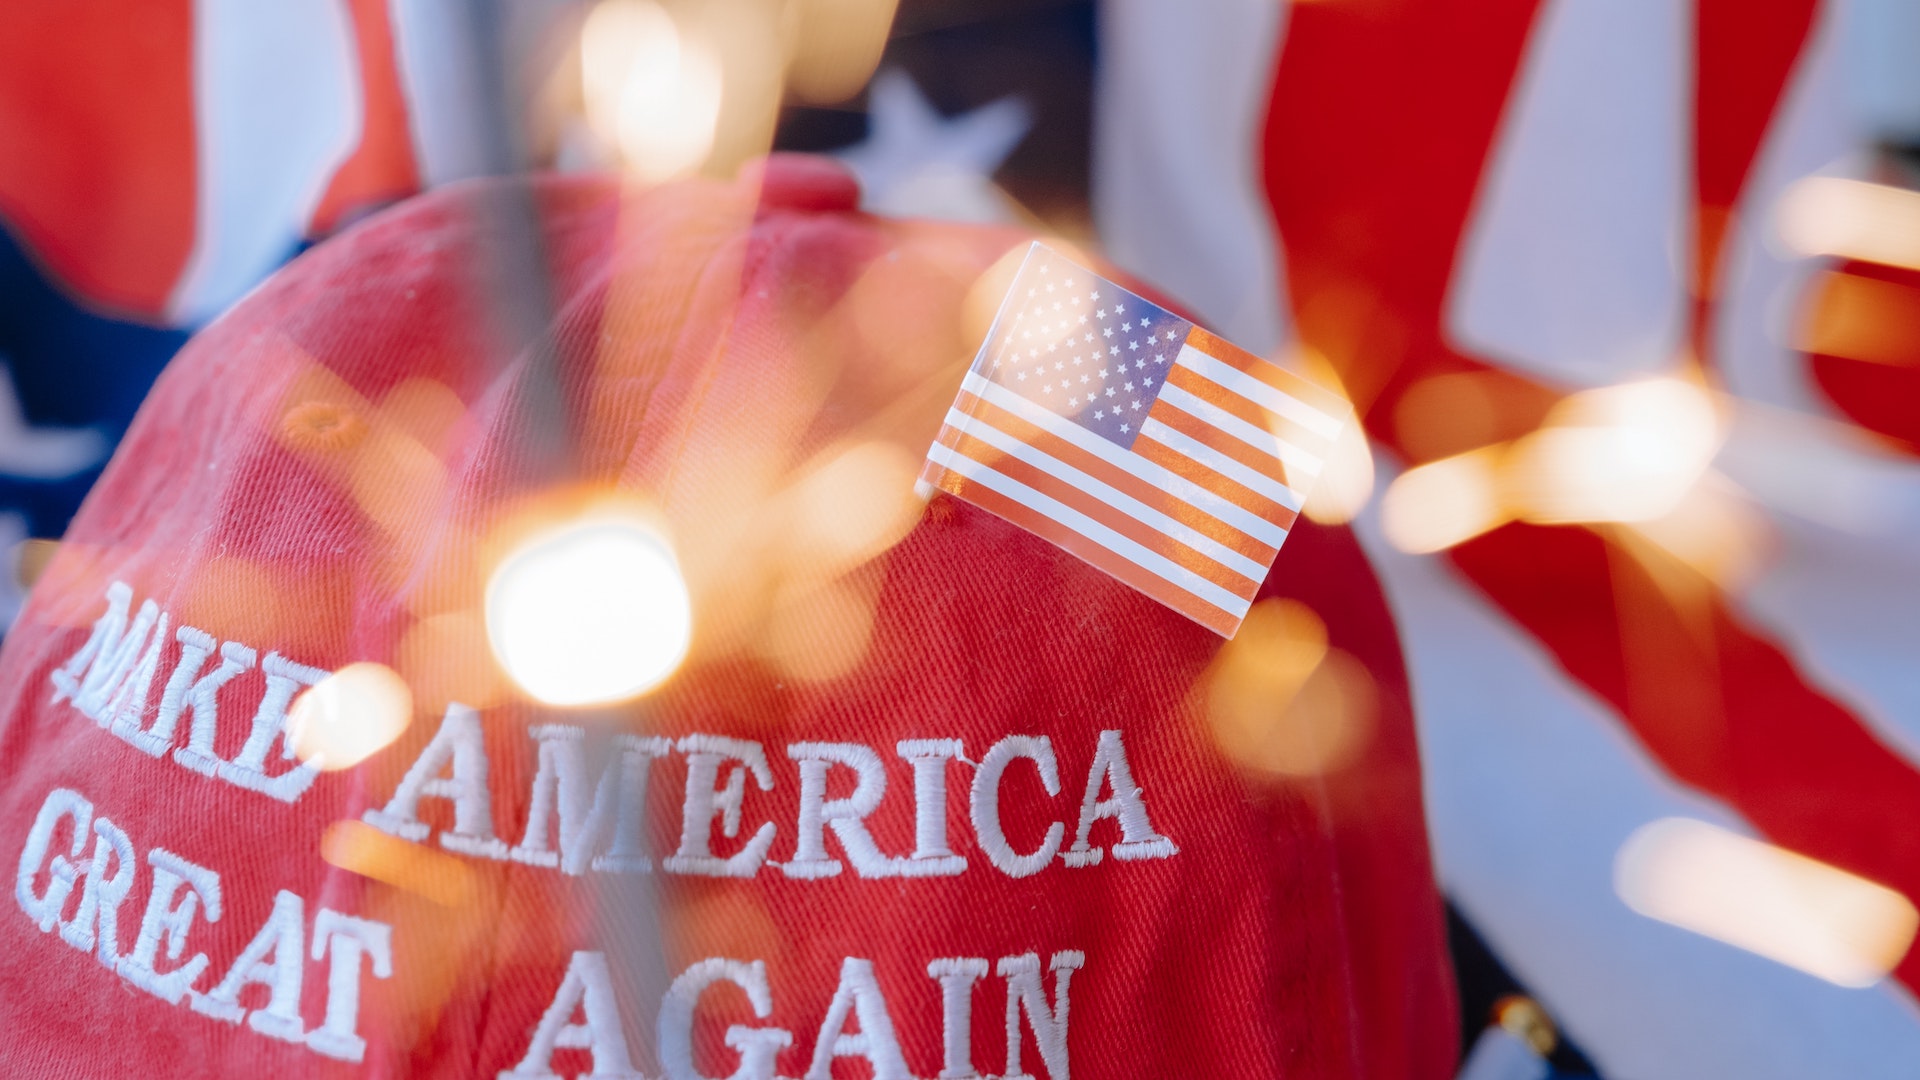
52 583 328 802
365 707 1179 881
503 946 1085 1080
14 786 395 1063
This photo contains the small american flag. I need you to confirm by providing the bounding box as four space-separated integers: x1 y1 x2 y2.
920 243 1345 637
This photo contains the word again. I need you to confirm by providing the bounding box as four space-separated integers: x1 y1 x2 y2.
502 947 1086 1080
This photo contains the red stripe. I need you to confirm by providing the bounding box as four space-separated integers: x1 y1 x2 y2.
1185 326 1349 420
310 0 422 234
935 425 1261 598
1150 389 1304 492
1132 434 1300 526
924 466 1242 636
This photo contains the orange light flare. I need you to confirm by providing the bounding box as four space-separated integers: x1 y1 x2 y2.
1287 345 1372 526
321 819 477 909
1776 176 1920 272
1616 817 1918 988
752 440 923 684
287 662 415 772
1382 377 1751 570
1200 599 1377 779
1793 268 1920 368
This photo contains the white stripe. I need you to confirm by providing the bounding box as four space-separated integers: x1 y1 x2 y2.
1138 419 1304 511
943 409 1269 581
1176 345 1343 439
167 0 360 324
1092 0 1289 353
927 443 1252 620
962 372 1291 547
1443 0 1690 387
1155 382 1325 476
1355 495 1920 1080
388 0 497 185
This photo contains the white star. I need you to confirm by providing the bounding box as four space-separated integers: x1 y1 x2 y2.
1097 308 1109 320
1078 314 1088 325
1103 327 1114 338
1072 354 1084 366
1134 359 1145 370
1155 354 1167 364
1094 409 1105 420
1054 361 1065 371
1090 290 1100 301
835 69 1032 224
1047 342 1057 353
1121 322 1132 332
1138 315 1150 328
1068 395 1079 406
1128 340 1139 351
1084 333 1094 343
1052 301 1062 311
1105 387 1116 398
1022 330 1031 340
1079 374 1090 384
1120 422 1130 433
1143 375 1154 385
1114 302 1126 314
1109 346 1120 356
1099 367 1109 378
1124 382 1135 392
1130 400 1142 411
1042 383 1053 393
1016 370 1028 381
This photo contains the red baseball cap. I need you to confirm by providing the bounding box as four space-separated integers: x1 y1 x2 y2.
1 156 1455 1078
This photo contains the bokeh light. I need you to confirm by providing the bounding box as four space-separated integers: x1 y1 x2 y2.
1381 446 1509 554
287 662 414 771
581 0 723 182
1202 599 1376 778
1615 817 1918 988
1383 378 1723 552
1504 377 1722 525
485 518 693 706
1777 176 1920 271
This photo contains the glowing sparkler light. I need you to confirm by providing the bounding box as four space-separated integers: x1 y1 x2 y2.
485 519 693 707
287 662 413 771
580 0 723 182
1616 817 1918 988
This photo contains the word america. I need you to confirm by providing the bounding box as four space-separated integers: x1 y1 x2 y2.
15 786 393 1064
503 946 1083 1080
367 706 1179 881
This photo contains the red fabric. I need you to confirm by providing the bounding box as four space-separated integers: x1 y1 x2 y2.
0 159 1452 1076
0 0 198 314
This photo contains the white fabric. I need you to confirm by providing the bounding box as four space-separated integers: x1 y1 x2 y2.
1092 0 1288 353
167 0 360 324
1446 0 1691 388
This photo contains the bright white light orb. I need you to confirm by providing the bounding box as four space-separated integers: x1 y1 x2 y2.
486 520 693 706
